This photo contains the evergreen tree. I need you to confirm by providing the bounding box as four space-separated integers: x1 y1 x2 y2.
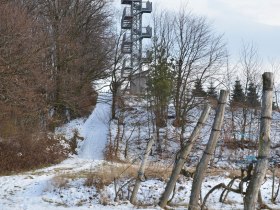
231 80 245 107
207 81 218 100
246 82 260 108
192 79 207 97
147 48 173 128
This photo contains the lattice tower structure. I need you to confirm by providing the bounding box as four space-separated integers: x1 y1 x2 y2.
121 0 152 79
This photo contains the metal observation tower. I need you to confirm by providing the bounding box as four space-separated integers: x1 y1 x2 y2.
121 0 152 79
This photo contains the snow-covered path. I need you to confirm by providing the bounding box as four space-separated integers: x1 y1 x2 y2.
0 93 114 210
79 93 111 160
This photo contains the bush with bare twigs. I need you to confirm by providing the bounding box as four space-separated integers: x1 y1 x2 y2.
0 132 68 174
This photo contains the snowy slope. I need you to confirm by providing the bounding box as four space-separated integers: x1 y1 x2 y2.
0 93 113 210
79 93 111 160
1 92 280 210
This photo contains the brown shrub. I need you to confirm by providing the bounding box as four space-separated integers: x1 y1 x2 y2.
224 139 257 150
69 129 84 155
0 132 68 175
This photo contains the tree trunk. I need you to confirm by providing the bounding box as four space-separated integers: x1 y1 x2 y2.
188 90 229 210
112 91 116 119
241 106 248 144
244 72 274 210
159 104 211 208
130 136 154 204
174 62 183 127
111 82 121 120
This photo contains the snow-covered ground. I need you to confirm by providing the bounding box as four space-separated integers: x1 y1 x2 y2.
0 93 115 210
1 93 280 210
79 93 111 160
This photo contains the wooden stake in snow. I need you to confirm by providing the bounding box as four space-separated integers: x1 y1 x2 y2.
188 90 228 210
244 72 274 210
159 104 211 208
130 136 154 204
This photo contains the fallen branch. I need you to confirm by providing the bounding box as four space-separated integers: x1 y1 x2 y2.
202 183 245 210
219 176 241 203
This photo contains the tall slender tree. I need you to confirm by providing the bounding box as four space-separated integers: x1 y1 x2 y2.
147 10 174 151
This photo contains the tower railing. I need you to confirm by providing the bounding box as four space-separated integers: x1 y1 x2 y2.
121 7 132 29
121 33 132 54
122 59 133 78
121 0 141 5
141 26 152 38
141 1 152 13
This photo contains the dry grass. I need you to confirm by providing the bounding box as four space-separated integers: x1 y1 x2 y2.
145 163 172 181
205 167 280 178
50 161 173 192
51 175 69 189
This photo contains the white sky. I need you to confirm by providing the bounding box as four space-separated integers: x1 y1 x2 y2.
114 0 280 72
152 0 280 63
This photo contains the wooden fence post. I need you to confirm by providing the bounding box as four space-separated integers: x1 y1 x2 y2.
244 72 274 210
159 104 211 208
130 136 154 204
188 90 228 210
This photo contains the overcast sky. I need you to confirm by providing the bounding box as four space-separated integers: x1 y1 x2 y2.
152 0 280 64
116 0 280 69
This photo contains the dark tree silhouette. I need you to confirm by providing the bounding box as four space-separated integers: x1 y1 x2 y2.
192 79 207 98
246 82 260 108
231 80 245 107
207 81 218 100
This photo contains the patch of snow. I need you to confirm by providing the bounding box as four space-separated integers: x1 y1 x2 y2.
79 93 111 160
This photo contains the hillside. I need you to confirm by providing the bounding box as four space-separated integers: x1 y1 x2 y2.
1 91 280 210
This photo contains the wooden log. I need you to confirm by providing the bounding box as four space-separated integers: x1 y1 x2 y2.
188 90 229 210
244 72 274 210
159 104 211 208
130 136 154 204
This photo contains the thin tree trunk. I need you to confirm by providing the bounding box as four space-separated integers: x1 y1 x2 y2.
159 104 211 208
112 90 116 119
188 90 229 210
241 106 248 144
130 136 154 204
244 72 274 210
231 110 236 140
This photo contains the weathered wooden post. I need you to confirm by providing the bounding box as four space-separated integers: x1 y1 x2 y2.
188 90 228 210
159 105 211 208
244 72 274 210
130 136 154 204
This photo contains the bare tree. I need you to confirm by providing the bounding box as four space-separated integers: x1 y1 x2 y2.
0 1 48 134
0 0 115 172
31 0 113 124
110 27 126 120
239 42 262 145
147 10 174 152
171 8 226 146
